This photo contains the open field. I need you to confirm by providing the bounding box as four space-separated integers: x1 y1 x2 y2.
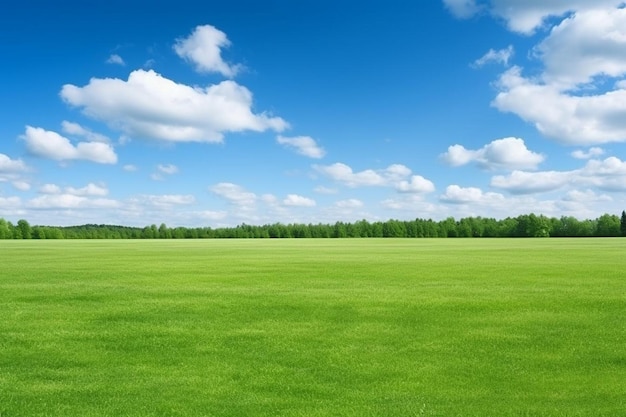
1 238 625 416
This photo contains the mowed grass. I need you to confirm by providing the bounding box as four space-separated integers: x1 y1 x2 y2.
1 239 625 416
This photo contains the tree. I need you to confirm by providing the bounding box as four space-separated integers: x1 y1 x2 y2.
621 211 626 237
0 218 9 239
17 219 32 239
595 214 620 237
158 223 171 239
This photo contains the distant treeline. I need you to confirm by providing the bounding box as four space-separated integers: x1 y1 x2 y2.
2 212 626 239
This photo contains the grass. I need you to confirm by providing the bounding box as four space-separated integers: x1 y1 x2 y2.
1 238 625 416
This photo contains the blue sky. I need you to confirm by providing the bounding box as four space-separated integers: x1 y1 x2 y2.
2 0 626 227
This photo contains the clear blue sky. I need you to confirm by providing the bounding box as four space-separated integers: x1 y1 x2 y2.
2 0 626 227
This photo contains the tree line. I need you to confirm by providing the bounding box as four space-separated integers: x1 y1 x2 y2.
2 212 626 239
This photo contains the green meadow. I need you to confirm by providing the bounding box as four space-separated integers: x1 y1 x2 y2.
1 239 625 416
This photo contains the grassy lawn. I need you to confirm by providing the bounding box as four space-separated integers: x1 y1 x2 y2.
1 239 625 416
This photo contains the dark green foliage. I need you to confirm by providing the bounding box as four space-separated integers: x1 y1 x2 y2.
2 212 626 239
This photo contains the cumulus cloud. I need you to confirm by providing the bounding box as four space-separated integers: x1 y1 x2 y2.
314 163 385 187
0 196 22 209
158 164 179 174
314 162 434 192
0 153 28 173
491 170 571 194
482 155 626 195
440 185 506 204
277 135 326 159
21 126 117 164
283 194 316 207
61 70 287 143
152 163 179 180
35 183 109 209
534 7 626 88
314 186 338 194
40 184 62 194
441 137 544 170
571 147 604 159
140 194 196 207
396 176 436 193
493 67 626 145
445 0 624 34
335 199 363 209
563 189 612 203
484 4 626 146
28 194 119 209
210 182 257 206
106 54 125 66
173 24 242 77
12 181 30 191
443 0 482 19
66 183 109 196
472 45 514 67
61 121 110 143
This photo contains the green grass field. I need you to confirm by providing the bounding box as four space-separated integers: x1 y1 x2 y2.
1 239 625 416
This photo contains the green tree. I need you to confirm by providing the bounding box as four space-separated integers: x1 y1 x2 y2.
17 219 32 239
595 214 620 237
0 218 9 239
621 211 626 237
158 223 171 239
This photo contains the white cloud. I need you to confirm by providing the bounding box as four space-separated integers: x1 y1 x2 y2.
314 163 385 187
314 186 338 194
21 126 117 164
12 181 30 191
582 156 626 176
157 164 179 175
123 164 138 172
283 194 316 207
314 162 434 193
579 157 626 190
173 24 242 77
210 182 257 206
335 199 364 209
66 183 108 197
0 196 22 210
472 45 514 67
61 70 287 143
277 135 326 159
0 153 28 173
28 194 119 209
61 121 110 143
493 67 626 145
196 210 228 221
571 147 604 159
478 156 626 195
448 1 624 34
39 182 108 197
140 194 196 207
491 170 571 194
396 175 436 193
106 54 125 66
534 7 626 88
563 189 612 203
443 0 482 19
441 137 544 170
440 185 506 204
40 184 62 194
484 4 626 146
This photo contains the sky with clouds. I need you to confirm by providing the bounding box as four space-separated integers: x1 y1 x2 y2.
1 0 626 227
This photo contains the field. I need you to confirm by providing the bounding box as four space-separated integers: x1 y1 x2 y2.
1 238 625 416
